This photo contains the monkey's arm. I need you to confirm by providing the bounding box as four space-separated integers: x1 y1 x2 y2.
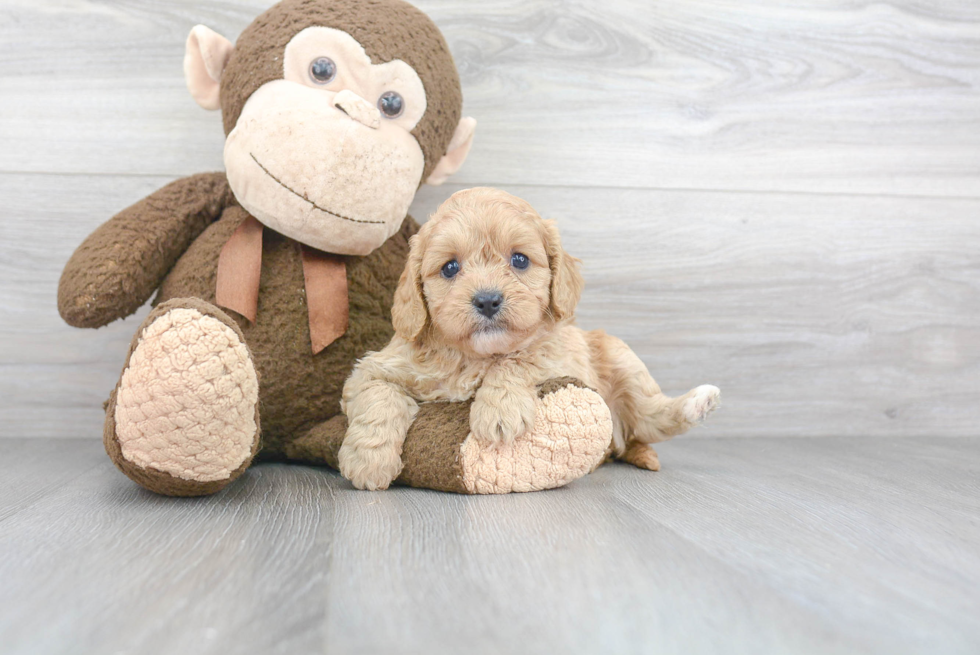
287 378 613 494
58 172 234 328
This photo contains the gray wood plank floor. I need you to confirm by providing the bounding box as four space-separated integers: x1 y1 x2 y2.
1 437 977 655
1 3 979 651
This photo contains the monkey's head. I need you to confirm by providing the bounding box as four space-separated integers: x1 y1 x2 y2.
184 0 475 256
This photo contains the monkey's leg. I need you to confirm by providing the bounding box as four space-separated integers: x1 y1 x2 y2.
285 377 613 494
104 298 261 497
285 405 473 493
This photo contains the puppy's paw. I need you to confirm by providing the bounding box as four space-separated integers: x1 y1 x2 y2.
621 442 661 471
470 390 536 446
338 441 404 491
684 385 720 425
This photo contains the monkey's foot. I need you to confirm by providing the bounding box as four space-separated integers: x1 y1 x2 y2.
105 298 260 496
459 378 612 494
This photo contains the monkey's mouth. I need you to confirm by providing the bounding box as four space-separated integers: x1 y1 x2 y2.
250 153 385 225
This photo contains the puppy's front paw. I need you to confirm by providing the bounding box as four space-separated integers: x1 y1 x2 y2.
338 441 404 491
470 390 536 446
684 385 720 425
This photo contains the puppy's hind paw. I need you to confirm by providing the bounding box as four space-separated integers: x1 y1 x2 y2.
621 442 661 471
684 385 720 425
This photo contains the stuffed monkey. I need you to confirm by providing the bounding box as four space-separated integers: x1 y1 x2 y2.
58 0 612 496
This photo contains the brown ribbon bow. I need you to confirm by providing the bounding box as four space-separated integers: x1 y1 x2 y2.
215 215 349 355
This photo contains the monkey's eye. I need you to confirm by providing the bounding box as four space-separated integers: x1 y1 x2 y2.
378 91 404 118
441 260 460 279
309 57 337 84
511 253 530 270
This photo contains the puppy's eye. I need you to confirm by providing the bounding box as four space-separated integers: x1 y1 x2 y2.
441 260 460 279
511 253 530 270
309 57 337 84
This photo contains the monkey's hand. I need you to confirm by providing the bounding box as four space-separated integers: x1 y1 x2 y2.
469 383 537 446
58 172 233 329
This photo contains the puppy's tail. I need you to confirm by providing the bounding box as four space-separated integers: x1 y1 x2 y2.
628 384 721 444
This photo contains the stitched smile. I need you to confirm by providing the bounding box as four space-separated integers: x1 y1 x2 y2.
250 153 385 225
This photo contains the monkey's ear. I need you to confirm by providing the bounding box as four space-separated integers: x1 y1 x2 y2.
425 117 477 186
543 219 584 322
391 234 429 341
184 25 234 111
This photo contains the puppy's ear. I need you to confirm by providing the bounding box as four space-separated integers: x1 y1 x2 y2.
543 219 584 321
392 233 428 341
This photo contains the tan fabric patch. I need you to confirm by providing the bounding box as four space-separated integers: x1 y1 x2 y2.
215 214 264 322
301 247 349 354
460 384 612 494
114 307 259 482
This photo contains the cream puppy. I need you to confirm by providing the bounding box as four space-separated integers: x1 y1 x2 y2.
339 188 720 490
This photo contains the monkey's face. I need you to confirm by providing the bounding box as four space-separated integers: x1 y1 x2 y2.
223 28 427 256
184 0 476 257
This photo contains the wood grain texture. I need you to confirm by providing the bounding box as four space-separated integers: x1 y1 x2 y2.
414 183 980 438
0 438 104 522
0 437 978 654
0 0 978 195
0 173 161 438
5 172 977 438
3 3 978 652
1 0 979 440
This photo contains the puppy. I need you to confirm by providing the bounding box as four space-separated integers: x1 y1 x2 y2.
339 187 720 490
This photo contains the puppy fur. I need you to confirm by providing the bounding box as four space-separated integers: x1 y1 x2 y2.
339 187 720 490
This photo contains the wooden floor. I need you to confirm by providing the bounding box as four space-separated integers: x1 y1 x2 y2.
1 437 978 655
1 2 979 652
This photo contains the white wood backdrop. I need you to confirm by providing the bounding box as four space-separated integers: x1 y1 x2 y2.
1 0 978 438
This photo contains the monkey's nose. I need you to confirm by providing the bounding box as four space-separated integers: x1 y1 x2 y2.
332 89 380 129
472 291 504 319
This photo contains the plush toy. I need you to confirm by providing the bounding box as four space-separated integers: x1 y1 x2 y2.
57 0 613 497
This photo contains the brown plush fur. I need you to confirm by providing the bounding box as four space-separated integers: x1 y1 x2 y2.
279 401 475 494
157 201 418 456
58 172 234 329
220 0 462 183
103 298 261 497
58 1 602 496
57 0 458 494
284 377 596 494
61 171 417 467
339 189 720 490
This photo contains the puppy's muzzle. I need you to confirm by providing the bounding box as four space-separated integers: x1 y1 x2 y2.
472 290 503 319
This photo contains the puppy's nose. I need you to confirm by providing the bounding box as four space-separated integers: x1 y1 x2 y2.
472 290 504 319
